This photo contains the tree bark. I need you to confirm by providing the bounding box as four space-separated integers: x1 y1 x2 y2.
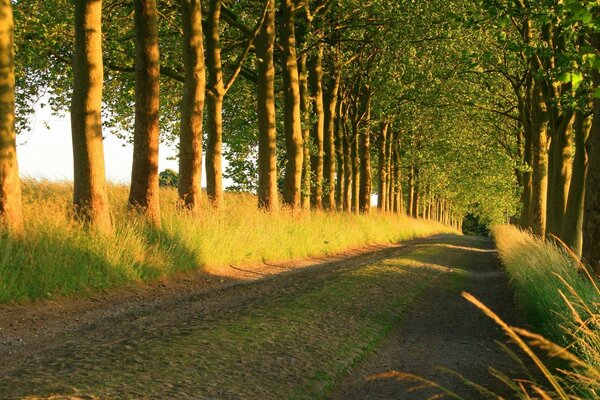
205 0 224 208
583 31 600 272
178 0 205 212
530 81 549 236
308 47 324 209
351 128 360 213
129 0 161 225
299 53 311 210
256 0 278 211
547 112 575 236
358 120 371 213
343 130 352 212
407 165 414 216
562 111 591 256
323 66 341 210
334 99 345 209
0 0 23 235
280 0 303 210
412 167 420 217
377 122 389 211
72 0 112 234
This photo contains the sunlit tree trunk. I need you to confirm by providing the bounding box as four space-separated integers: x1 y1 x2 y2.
412 167 420 218
299 53 311 210
358 120 371 213
334 99 345 209
178 0 205 211
280 0 303 209
583 31 600 272
256 0 278 211
129 0 161 225
393 146 402 213
323 65 340 210
0 0 23 236
377 122 389 211
547 112 575 236
562 111 591 256
351 128 360 213
343 131 352 212
386 130 394 212
530 81 549 236
71 0 112 234
407 165 414 216
205 0 224 208
308 47 324 209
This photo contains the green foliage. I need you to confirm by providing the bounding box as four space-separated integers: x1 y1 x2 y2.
159 169 178 188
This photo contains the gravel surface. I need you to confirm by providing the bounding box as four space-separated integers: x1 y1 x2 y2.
0 235 530 399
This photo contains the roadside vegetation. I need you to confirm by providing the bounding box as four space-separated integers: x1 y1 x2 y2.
489 225 599 398
0 180 454 304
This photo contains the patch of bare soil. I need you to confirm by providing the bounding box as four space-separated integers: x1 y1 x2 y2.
328 235 532 399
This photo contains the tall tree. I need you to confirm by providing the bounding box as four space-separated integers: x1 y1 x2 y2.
178 0 205 211
205 0 224 208
0 0 23 235
129 0 161 225
280 0 303 209
256 0 278 211
309 46 325 209
71 0 112 234
583 30 600 272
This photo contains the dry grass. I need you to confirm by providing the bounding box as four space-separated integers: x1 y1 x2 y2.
0 180 454 303
488 225 600 398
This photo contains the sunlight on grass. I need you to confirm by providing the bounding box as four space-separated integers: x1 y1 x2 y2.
0 180 455 303
489 225 599 398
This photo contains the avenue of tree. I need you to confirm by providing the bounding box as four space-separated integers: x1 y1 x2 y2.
0 0 599 270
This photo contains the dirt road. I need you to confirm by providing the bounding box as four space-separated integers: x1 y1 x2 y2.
0 235 530 399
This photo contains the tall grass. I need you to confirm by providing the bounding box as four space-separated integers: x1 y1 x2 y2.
489 225 599 398
0 180 454 303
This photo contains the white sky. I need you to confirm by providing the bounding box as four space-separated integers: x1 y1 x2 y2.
17 104 195 184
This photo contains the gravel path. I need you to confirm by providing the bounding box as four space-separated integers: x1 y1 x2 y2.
328 235 531 399
0 235 530 399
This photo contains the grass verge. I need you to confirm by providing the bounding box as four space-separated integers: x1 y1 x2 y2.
490 225 599 398
0 180 454 303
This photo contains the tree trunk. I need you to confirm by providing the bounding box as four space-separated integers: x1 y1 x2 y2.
205 0 224 208
0 0 23 236
334 100 345 209
351 129 360 213
547 112 575 236
583 31 600 271
71 0 112 234
386 130 394 212
407 165 414 216
412 167 420 217
280 0 303 209
393 146 403 213
520 122 533 227
323 66 341 210
129 0 161 225
358 122 371 213
530 81 549 236
377 122 389 211
308 47 324 209
178 0 205 212
562 111 591 256
256 1 278 211
299 53 311 210
343 131 352 212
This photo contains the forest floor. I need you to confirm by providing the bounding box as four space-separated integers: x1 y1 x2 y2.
0 234 531 399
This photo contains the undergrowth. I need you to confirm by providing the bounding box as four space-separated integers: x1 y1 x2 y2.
0 180 454 303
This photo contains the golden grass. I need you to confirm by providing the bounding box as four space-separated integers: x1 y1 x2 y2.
488 225 600 398
0 180 455 303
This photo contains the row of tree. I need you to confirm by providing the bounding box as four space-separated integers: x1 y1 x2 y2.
1 1 599 269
